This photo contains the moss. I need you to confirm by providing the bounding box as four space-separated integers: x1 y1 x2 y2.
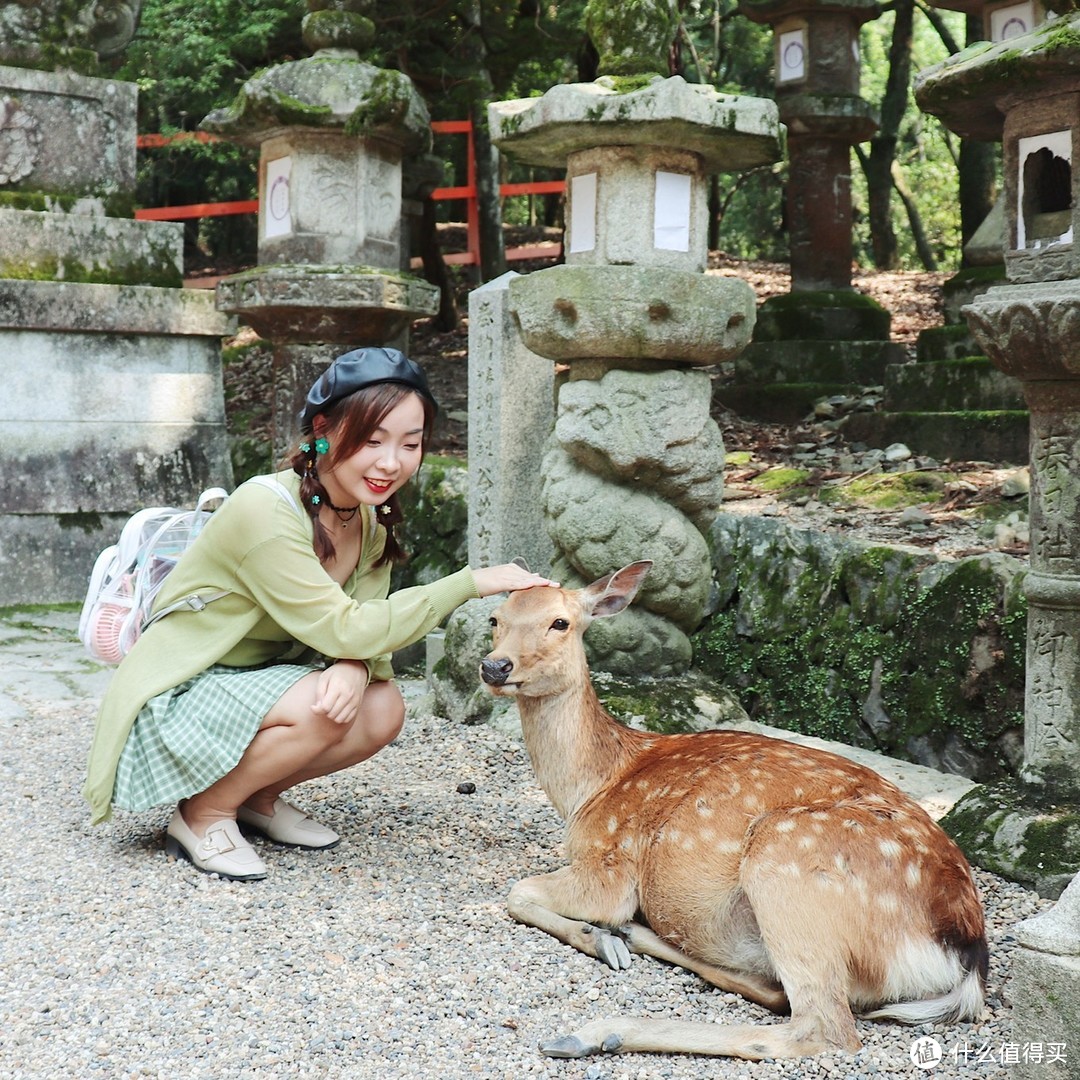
692 546 1025 779
58 510 104 533
749 466 812 493
941 781 1080 890
593 675 706 734
268 92 334 127
818 470 945 510
0 253 181 288
344 70 416 136
725 451 753 466
762 289 887 313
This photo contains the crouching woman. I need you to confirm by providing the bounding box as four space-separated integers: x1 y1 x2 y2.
83 347 555 880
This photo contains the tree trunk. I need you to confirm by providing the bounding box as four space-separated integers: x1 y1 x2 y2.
891 159 937 270
864 0 915 269
470 98 507 282
956 17 998 260
420 193 459 331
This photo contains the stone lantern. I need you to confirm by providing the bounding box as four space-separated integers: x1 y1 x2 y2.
203 0 438 457
0 0 234 604
917 22 1080 1072
726 0 904 423
488 0 781 674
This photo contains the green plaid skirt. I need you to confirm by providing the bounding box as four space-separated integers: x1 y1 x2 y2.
112 662 320 812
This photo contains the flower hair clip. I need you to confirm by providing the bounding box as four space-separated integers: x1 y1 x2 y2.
379 504 392 516
311 494 321 505
314 437 330 455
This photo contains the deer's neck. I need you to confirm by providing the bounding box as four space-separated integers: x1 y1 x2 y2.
516 678 641 821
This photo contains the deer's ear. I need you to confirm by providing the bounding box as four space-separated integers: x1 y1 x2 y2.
582 561 652 619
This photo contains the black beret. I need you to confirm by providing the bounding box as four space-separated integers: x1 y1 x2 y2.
299 347 438 429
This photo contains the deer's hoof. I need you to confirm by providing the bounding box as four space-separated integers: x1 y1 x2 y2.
541 1026 625 1058
593 927 632 970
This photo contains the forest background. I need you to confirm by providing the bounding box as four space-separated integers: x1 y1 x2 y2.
106 0 996 296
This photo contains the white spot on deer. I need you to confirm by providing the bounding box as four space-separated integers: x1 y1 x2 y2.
906 862 922 888
798 834 816 850
779 862 802 878
775 818 797 833
607 817 619 834
810 811 830 822
696 798 713 818
792 787 805 798
877 892 900 913
716 839 742 855
743 795 764 812
879 839 902 860
842 819 865 833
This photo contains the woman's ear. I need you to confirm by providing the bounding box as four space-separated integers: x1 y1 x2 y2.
312 414 328 437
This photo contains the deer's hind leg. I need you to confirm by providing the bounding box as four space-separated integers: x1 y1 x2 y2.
617 922 789 1013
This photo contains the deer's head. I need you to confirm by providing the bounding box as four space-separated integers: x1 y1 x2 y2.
480 561 652 698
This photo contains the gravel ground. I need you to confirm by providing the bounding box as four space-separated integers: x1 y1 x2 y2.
0 611 1054 1080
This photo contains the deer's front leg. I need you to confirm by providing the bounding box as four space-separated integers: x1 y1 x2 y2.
508 866 636 971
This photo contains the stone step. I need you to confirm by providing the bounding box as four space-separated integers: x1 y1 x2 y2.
734 338 906 386
717 381 856 424
842 409 1029 464
885 357 1026 412
915 322 982 363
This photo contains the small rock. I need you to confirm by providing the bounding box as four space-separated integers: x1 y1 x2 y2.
883 442 912 463
898 506 931 527
456 782 477 795
1002 467 1031 497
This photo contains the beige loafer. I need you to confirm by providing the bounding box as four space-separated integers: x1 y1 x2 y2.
165 809 267 881
237 798 340 849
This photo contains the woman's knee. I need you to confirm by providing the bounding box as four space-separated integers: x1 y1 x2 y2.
361 681 405 748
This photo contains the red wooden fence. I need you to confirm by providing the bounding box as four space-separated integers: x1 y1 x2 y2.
134 122 564 266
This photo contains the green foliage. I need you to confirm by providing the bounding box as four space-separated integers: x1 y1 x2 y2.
855 8 971 270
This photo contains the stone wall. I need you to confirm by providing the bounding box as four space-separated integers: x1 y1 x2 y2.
695 512 1028 783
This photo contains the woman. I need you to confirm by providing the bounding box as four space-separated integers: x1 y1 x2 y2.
83 346 556 880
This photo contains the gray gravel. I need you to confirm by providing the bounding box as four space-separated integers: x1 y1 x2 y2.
0 609 1054 1079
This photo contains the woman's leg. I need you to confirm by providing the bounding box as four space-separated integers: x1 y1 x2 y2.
181 676 404 836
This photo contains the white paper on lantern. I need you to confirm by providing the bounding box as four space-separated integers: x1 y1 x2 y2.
569 172 597 253
990 1 1034 40
778 29 807 83
264 157 293 239
654 171 691 252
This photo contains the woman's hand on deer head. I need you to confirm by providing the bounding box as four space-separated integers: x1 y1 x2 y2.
473 564 560 598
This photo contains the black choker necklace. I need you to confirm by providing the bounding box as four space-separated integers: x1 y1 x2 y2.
324 495 360 526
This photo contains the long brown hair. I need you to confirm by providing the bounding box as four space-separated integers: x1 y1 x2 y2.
287 383 436 566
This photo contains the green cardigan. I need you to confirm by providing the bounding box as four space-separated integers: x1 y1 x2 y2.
83 470 479 824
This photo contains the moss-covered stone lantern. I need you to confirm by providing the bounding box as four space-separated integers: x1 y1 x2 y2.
916 11 1080 904
203 0 438 456
725 0 904 423
488 0 781 675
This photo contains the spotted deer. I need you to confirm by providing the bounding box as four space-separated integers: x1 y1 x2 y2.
480 561 987 1062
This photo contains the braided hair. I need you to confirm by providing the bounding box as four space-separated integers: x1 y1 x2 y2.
287 382 436 566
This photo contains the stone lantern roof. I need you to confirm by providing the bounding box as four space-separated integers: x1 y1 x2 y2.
201 58 431 156
489 75 779 174
915 14 1080 140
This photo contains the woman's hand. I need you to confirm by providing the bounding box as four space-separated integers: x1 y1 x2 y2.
312 659 369 725
473 564 560 598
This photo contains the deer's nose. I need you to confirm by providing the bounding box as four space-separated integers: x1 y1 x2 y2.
481 657 514 686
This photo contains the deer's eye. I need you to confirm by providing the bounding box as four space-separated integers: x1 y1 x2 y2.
489 617 498 628
550 618 570 631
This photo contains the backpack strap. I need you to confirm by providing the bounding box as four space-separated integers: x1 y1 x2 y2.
246 475 303 516
144 589 231 630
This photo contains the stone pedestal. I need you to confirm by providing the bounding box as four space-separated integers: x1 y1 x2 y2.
0 43 234 603
1008 870 1080 1079
0 281 231 602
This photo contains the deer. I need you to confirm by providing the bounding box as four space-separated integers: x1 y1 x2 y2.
480 560 988 1062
